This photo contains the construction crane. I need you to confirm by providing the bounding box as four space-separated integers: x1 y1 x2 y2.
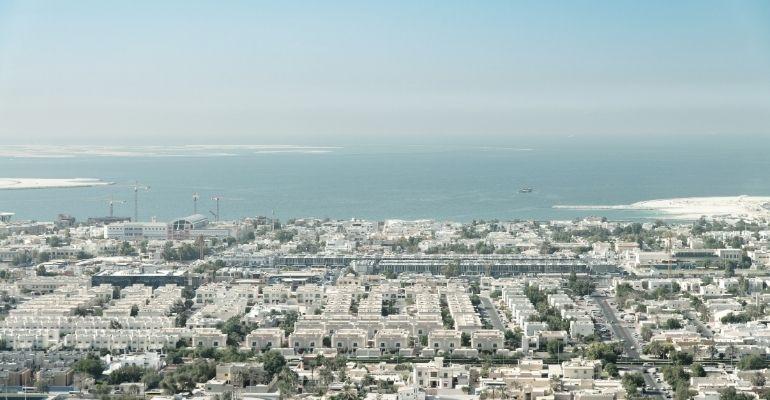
193 192 200 214
104 196 126 218
131 181 150 222
209 196 243 222
210 196 223 222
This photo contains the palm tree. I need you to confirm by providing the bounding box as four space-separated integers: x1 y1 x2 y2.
707 344 717 360
231 370 245 388
550 375 563 394
336 384 358 400
727 344 737 364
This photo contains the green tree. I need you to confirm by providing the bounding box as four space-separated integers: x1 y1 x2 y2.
142 371 162 389
118 241 137 256
719 387 754 400
442 260 461 278
276 367 299 399
73 354 105 378
546 340 564 358
262 351 287 380
46 236 63 247
664 318 683 330
160 360 215 393
621 372 645 395
108 365 147 384
162 241 178 261
585 342 622 364
738 354 766 370
604 363 619 378
671 351 693 366
461 332 471 347
690 363 706 377
643 342 675 359
218 315 256 346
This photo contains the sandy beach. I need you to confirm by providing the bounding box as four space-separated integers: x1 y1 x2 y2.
555 196 770 220
0 178 113 190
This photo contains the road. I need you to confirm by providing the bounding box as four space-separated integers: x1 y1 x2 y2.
480 296 506 332
685 310 713 339
592 295 639 358
593 295 665 399
631 365 665 400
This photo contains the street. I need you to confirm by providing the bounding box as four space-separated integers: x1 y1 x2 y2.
592 294 639 358
480 295 506 332
592 294 665 399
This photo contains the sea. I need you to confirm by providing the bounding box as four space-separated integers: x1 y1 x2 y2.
0 135 768 223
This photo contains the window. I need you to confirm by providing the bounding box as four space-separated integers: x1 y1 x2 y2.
434 343 439 348
449 343 454 348
380 343 385 348
337 342 343 347
353 342 358 347
396 343 400 348
310 342 315 347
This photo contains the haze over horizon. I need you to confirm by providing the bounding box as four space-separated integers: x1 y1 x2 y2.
1 1 769 144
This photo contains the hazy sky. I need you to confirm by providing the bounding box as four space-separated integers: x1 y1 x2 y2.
0 1 769 145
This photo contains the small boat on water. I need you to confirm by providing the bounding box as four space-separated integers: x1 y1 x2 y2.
519 187 533 193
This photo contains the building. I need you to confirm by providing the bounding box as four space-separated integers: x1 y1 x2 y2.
331 329 367 352
471 330 504 352
289 329 324 352
246 328 284 351
413 357 468 389
427 330 461 353
374 329 409 352
91 269 189 288
562 358 601 379
105 222 168 241
193 329 228 349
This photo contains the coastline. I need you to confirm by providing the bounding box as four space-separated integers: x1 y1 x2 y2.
0 178 113 190
555 195 770 220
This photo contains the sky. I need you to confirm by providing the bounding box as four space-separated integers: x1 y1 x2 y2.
0 0 769 145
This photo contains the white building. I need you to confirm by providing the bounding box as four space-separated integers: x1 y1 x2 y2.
245 328 284 351
427 330 461 353
105 222 168 241
471 330 503 352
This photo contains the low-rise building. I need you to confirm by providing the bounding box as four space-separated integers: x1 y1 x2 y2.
471 330 503 352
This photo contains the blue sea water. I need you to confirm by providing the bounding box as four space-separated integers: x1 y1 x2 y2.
0 136 768 222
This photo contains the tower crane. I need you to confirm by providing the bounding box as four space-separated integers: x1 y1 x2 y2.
131 181 150 222
209 196 243 222
104 196 126 218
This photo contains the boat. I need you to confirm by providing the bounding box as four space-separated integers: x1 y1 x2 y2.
519 187 533 193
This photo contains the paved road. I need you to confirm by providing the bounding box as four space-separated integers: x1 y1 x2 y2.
480 296 506 332
633 365 665 400
592 295 639 358
593 295 666 399
685 310 713 339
